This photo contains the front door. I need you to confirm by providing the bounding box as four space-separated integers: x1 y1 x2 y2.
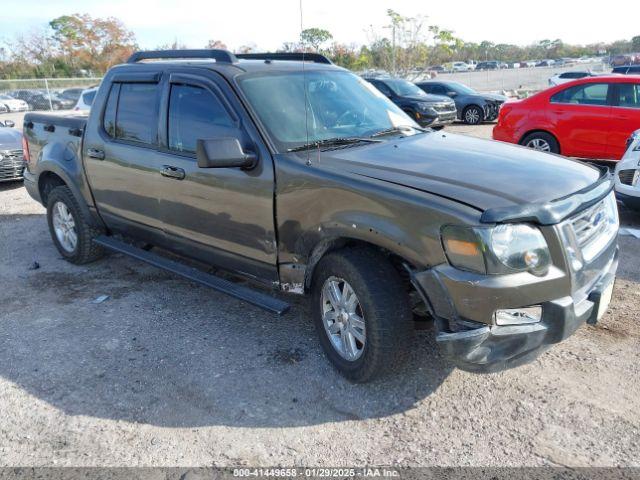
154 71 278 281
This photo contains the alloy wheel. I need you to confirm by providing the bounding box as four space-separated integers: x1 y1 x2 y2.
321 276 366 361
526 138 551 152
52 201 78 253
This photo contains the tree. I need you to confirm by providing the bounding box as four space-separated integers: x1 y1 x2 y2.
300 28 333 51
632 36 640 51
206 39 228 50
49 14 136 72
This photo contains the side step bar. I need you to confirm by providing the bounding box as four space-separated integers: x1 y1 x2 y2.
94 235 290 315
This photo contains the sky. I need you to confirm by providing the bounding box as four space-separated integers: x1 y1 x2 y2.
1 0 638 51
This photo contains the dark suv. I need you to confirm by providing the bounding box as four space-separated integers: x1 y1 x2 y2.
23 50 619 382
363 76 457 128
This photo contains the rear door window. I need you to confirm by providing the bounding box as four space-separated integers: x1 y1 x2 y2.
116 83 158 144
550 83 610 106
616 83 640 108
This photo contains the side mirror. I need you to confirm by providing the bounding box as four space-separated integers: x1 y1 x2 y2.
196 137 257 169
3 120 15 128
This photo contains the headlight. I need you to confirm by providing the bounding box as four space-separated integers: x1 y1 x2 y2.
419 103 437 114
441 223 551 275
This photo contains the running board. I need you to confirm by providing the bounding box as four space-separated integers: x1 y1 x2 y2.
94 235 290 315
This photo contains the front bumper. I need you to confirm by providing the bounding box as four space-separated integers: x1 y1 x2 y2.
415 111 457 127
0 154 26 182
413 235 619 373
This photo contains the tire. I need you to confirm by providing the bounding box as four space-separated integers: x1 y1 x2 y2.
311 247 413 382
520 132 560 154
46 186 104 264
462 105 484 125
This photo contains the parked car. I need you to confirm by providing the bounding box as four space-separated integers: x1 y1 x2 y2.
9 90 74 111
536 59 555 67
521 61 537 68
73 87 98 112
364 76 457 128
475 61 500 70
450 62 471 72
615 129 640 211
0 94 29 112
23 49 619 382
548 71 594 86
611 54 638 67
493 75 640 160
416 80 507 125
59 88 85 104
612 65 640 75
0 119 25 182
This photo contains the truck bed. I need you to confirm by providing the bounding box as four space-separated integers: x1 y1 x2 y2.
24 112 88 164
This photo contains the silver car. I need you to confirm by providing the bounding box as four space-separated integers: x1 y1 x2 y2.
0 120 25 182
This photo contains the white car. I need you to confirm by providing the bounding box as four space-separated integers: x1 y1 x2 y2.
548 71 594 86
72 87 98 112
615 129 640 212
450 62 471 72
0 94 29 112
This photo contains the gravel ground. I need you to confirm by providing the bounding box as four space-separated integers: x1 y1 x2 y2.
1 123 639 468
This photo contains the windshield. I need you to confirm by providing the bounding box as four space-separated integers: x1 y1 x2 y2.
448 82 477 95
238 70 417 152
383 79 427 97
0 95 11 100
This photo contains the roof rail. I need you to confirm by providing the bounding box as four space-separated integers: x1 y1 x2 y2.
236 52 332 64
127 49 237 64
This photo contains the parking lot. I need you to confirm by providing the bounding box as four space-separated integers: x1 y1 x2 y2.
1 120 639 467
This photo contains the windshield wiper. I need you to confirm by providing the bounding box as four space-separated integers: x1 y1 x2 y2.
370 125 429 138
287 137 382 152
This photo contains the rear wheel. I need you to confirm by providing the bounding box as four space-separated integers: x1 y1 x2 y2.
311 248 413 382
46 186 104 264
521 132 560 154
463 105 483 125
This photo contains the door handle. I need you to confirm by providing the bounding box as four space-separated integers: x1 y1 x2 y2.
160 165 185 180
87 148 105 160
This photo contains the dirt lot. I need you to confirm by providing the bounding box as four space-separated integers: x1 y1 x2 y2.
1 123 639 468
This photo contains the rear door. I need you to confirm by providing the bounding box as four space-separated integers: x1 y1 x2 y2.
548 82 613 158
606 82 640 160
153 70 278 281
83 72 166 241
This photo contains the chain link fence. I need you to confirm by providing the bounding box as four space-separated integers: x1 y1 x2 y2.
0 78 102 114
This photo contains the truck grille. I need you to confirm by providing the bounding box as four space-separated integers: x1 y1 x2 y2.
618 169 638 186
0 149 25 180
568 193 618 263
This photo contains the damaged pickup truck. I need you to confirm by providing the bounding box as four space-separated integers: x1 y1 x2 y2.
23 50 619 382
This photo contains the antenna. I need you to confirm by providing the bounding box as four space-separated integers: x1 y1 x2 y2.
299 0 312 166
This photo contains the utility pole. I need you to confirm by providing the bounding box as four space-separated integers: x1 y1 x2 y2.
391 23 396 75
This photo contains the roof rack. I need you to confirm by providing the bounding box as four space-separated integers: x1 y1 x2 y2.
127 49 238 64
236 52 332 64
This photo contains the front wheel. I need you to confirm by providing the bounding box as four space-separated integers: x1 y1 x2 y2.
311 248 413 382
46 186 104 264
463 105 484 125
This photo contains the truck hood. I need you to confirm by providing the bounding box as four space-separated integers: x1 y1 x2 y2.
317 132 601 212
0 128 22 151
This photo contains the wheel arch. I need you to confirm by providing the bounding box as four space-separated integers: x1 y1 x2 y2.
37 166 100 227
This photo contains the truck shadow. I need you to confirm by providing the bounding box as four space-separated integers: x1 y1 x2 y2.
0 213 454 428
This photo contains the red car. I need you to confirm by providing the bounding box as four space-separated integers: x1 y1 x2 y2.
493 75 640 161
